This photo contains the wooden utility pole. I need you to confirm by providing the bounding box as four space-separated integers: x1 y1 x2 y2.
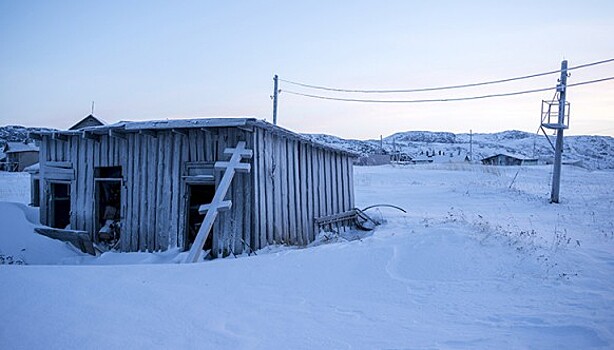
273 75 279 125
550 60 568 203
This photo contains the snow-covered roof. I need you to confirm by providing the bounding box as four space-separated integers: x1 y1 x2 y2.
30 117 360 157
68 114 106 130
481 153 536 161
4 142 39 154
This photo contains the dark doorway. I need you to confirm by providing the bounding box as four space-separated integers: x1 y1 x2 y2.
94 166 122 247
186 184 216 251
50 182 71 229
31 178 40 207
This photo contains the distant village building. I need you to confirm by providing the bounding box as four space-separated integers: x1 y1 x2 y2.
1 141 39 172
31 118 357 257
481 153 537 166
68 114 105 130
355 154 391 166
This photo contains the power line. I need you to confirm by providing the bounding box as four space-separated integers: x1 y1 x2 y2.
282 76 614 104
280 58 614 94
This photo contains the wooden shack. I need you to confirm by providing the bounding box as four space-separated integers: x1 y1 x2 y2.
2 142 39 172
30 118 356 257
481 153 537 166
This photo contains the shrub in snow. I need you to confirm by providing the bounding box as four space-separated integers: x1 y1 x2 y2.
0 254 26 265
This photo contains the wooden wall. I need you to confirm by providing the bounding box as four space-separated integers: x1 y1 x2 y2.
249 128 355 252
39 125 354 257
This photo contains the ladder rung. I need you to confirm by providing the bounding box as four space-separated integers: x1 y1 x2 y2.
199 200 232 214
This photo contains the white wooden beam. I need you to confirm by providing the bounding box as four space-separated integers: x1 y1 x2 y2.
199 200 232 214
214 162 251 173
184 141 251 263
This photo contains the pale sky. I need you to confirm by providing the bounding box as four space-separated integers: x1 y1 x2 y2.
1 0 613 139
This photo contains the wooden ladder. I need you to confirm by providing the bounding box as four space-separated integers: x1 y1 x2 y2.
184 141 252 263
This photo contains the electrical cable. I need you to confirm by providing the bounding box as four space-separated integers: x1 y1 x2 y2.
280 58 614 94
282 76 614 104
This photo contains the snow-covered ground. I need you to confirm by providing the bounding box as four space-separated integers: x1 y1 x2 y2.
0 164 613 349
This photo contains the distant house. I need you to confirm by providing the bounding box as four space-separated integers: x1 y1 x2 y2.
481 153 537 166
2 142 39 172
355 154 391 166
411 156 433 164
68 114 105 130
30 117 357 257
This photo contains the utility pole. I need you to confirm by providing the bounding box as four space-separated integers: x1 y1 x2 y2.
272 75 279 125
550 60 568 203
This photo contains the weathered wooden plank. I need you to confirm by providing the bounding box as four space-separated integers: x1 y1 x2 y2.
272 134 283 244
154 132 165 250
196 130 205 161
280 138 289 244
264 131 274 245
331 152 339 219
319 149 327 217
250 130 260 250
69 137 78 230
188 129 198 161
137 134 147 251
147 135 158 251
242 131 253 253
342 155 351 211
287 139 298 245
348 156 355 209
100 135 108 167
39 137 49 226
47 161 72 168
307 144 318 242
35 227 95 255
119 134 130 251
256 128 267 250
122 134 132 250
165 132 176 249
84 139 95 238
299 142 309 245
131 134 141 250
335 153 344 232
175 132 187 250
311 148 321 240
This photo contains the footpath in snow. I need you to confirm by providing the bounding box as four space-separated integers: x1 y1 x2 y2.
0 164 613 349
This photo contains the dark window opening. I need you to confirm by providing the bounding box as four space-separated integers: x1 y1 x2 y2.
95 166 122 179
50 183 71 229
186 184 216 252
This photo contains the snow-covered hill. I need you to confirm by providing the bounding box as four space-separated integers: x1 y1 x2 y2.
304 130 614 170
0 125 55 148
